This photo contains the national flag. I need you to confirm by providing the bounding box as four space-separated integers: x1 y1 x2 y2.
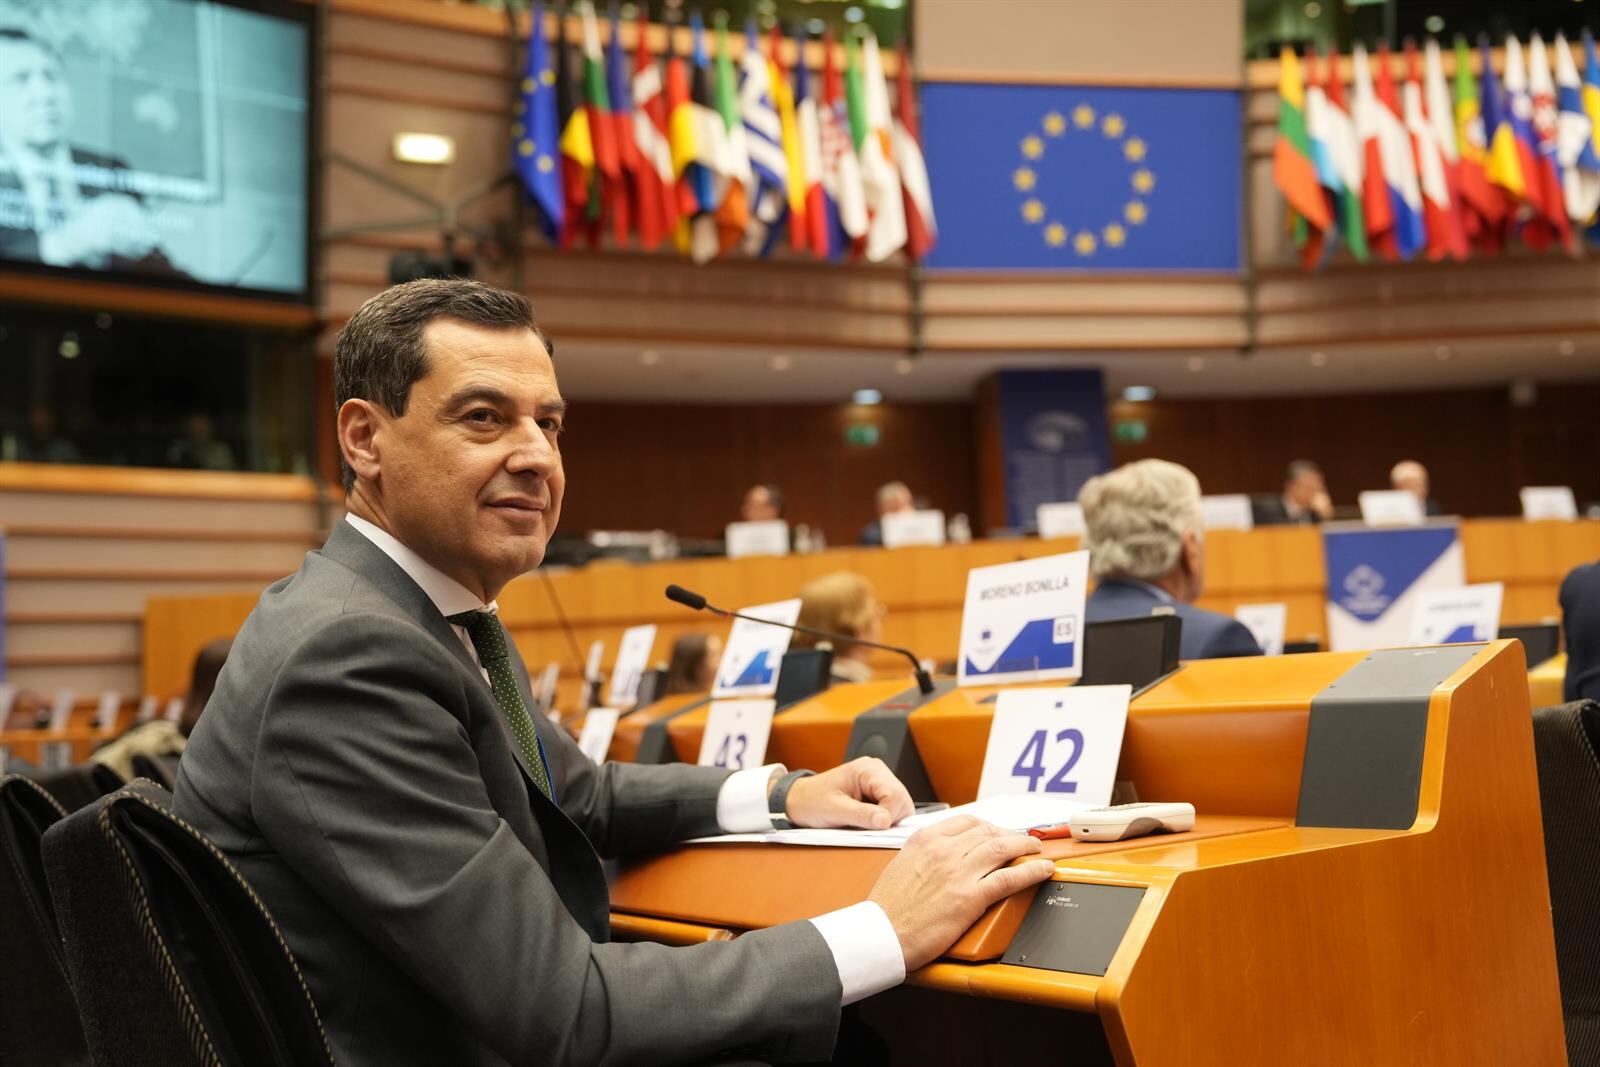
604 5 642 244
1404 39 1463 259
1453 35 1505 244
1351 45 1398 258
1296 47 1335 266
894 38 936 261
630 7 677 248
1373 42 1426 258
1419 38 1469 258
1584 31 1600 190
1527 33 1574 250
580 3 622 237
1481 35 1526 223
738 18 788 254
665 16 703 220
770 24 808 250
512 0 563 243
1552 32 1600 225
794 28 828 257
819 26 867 258
712 18 753 254
556 7 598 249
1321 44 1368 260
1504 35 1562 250
681 12 726 260
857 31 907 262
1274 46 1331 247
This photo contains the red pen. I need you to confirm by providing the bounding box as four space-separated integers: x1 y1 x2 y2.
1027 822 1075 841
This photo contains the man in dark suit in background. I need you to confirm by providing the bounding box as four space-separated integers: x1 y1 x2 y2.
0 28 178 272
174 279 1054 1066
1251 459 1334 526
1081 458 1262 660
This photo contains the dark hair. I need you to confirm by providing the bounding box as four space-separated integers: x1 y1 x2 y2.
664 633 714 695
180 638 233 737
1285 459 1322 483
333 278 550 492
0 28 63 64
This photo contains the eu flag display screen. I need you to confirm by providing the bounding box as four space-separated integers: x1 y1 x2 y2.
0 0 310 298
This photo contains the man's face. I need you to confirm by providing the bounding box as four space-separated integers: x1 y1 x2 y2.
741 486 777 522
0 39 69 152
1287 470 1324 507
1393 467 1428 501
366 319 565 600
880 488 913 516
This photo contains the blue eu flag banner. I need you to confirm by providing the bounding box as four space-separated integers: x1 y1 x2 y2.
920 82 1242 271
514 0 564 242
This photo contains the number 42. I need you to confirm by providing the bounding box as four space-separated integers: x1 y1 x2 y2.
1011 728 1084 793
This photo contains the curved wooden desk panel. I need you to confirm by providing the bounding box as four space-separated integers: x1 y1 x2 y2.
665 704 713 764
767 680 913 771
607 692 707 762
608 643 1567 1065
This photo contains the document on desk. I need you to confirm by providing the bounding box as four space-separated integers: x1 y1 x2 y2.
685 794 1093 849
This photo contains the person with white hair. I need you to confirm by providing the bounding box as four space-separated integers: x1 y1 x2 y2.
858 480 915 546
1080 459 1262 660
1389 460 1440 516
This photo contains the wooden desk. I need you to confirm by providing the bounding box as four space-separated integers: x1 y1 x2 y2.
607 642 1567 1065
1529 652 1567 709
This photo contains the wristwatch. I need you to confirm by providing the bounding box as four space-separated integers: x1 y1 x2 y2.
767 769 815 830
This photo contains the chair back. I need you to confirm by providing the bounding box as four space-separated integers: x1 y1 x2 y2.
0 774 90 1066
130 752 178 790
42 780 334 1067
1532 700 1600 1065
29 762 125 812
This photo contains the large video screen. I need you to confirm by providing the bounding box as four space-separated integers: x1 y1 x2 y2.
0 0 311 299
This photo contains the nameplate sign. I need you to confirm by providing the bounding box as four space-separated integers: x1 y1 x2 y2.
713 598 802 698
607 624 657 707
95 691 122 730
697 698 777 771
136 695 160 723
882 509 946 548
1234 603 1287 656
1036 502 1085 540
1521 486 1578 521
164 697 185 723
576 709 621 764
1407 582 1503 646
977 685 1131 804
958 550 1090 687
0 684 15 725
1200 494 1254 531
49 689 75 732
535 662 560 713
1358 490 1425 527
725 520 790 559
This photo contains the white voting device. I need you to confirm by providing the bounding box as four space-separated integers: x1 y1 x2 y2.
1068 802 1196 842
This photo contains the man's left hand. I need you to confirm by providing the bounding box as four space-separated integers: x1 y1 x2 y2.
781 757 915 830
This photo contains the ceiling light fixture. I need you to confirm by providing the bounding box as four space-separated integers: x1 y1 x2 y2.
1123 385 1156 402
853 388 883 405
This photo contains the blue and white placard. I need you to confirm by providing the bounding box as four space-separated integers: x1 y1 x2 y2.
976 685 1131 804
576 709 621 763
1358 490 1425 526
1521 486 1578 521
1036 501 1085 539
1407 582 1504 646
725 520 791 559
1200 494 1254 531
713 598 803 698
697 698 777 770
1324 524 1464 652
882 509 947 548
606 624 657 707
1234 603 1287 656
958 550 1090 687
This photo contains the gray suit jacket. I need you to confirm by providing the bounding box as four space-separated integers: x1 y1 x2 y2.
173 522 842 1065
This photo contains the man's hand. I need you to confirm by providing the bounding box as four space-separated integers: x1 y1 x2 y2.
782 757 915 830
868 816 1055 971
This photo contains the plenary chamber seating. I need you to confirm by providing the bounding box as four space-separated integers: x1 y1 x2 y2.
42 780 333 1067
608 641 1567 1065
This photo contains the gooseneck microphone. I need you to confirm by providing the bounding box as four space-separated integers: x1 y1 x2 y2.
665 584 936 695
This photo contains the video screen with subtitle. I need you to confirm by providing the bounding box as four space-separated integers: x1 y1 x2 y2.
0 0 310 298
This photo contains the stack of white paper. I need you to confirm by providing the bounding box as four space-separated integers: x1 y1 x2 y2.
685 794 1093 850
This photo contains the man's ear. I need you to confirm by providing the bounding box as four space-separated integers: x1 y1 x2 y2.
337 398 384 486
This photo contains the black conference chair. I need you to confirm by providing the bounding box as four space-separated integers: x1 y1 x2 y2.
1531 701 1600 1066
42 779 335 1067
130 752 179 790
0 774 91 1066
26 761 125 812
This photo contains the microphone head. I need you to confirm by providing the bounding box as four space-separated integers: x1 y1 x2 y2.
664 584 707 611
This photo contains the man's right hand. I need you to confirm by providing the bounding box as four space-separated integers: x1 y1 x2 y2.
867 815 1056 972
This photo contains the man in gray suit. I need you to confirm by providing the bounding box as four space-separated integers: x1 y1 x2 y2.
173 279 1053 1066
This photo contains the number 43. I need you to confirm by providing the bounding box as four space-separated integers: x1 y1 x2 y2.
1011 728 1084 793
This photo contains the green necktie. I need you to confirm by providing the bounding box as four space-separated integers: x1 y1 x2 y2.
447 610 554 802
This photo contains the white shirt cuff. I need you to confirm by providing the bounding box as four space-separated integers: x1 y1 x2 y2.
715 763 786 833
809 901 907 1006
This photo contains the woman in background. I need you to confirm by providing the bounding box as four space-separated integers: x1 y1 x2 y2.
662 632 722 695
793 572 886 685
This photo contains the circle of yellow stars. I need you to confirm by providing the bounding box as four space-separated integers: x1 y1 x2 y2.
512 68 559 175
1011 103 1155 258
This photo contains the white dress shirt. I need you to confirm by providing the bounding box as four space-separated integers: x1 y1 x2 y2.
343 515 905 1004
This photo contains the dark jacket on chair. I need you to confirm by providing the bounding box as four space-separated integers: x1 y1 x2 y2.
1561 561 1600 703
1086 578 1262 661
